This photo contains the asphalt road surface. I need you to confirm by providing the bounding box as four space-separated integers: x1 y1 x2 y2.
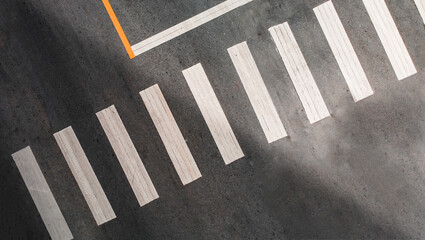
1 0 425 239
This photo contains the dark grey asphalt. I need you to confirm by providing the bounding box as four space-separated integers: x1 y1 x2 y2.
1 0 425 239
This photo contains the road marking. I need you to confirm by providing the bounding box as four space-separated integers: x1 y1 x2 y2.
314 1 374 102
414 0 425 25
227 41 288 143
12 147 73 240
269 22 331 123
182 63 244 165
96 105 159 206
131 0 253 56
362 0 417 80
140 84 202 185
102 0 135 59
53 126 116 225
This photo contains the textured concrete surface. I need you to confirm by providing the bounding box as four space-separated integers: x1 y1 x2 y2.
0 0 424 239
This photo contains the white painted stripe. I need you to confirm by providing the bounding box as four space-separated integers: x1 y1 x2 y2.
314 1 374 102
227 41 288 143
362 0 417 80
131 0 252 56
182 63 244 165
96 105 159 206
53 126 116 225
415 0 425 24
12 147 73 240
140 84 202 185
269 22 330 123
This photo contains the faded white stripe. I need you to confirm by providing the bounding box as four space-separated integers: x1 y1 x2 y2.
414 0 425 25
54 126 116 225
183 63 244 165
96 105 159 206
362 0 417 80
228 41 288 143
12 146 73 240
140 84 202 185
269 22 330 123
314 1 374 102
131 0 252 56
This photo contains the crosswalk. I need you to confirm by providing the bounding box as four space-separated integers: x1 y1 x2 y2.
228 41 288 143
12 147 73 240
96 105 159 207
314 1 374 102
269 22 330 124
183 63 244 165
11 0 422 238
140 84 202 185
362 0 417 80
415 0 425 24
53 126 116 225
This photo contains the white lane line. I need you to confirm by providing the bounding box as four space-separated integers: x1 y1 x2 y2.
228 41 288 143
140 84 202 185
182 63 244 165
131 0 252 56
414 0 425 25
96 105 159 207
53 126 116 225
314 1 374 102
12 146 73 240
269 22 331 123
362 0 417 80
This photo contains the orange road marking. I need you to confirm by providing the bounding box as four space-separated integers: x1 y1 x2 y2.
102 0 135 59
